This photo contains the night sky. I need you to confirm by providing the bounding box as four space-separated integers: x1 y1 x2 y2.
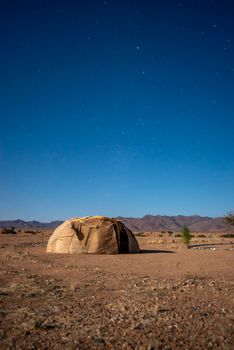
1 0 234 221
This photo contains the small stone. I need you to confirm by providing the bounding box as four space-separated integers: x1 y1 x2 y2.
92 336 106 345
0 329 5 340
34 320 42 328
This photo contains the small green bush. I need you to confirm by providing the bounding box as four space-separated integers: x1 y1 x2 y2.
182 226 191 245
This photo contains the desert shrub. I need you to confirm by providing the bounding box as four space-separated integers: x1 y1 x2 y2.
167 231 173 235
134 232 146 237
224 212 234 226
161 231 166 234
24 230 37 235
159 234 163 237
182 226 191 245
175 234 182 237
221 233 234 238
1 226 17 234
198 234 206 238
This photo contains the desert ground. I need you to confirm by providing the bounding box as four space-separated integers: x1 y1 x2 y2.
0 230 233 349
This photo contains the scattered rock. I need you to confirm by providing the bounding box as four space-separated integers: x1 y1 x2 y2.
92 336 106 345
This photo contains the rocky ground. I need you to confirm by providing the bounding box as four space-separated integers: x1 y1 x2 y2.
0 232 233 349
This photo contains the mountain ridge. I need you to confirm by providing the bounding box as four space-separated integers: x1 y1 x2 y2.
0 215 233 233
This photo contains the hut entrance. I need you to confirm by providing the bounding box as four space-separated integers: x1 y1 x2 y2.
119 227 129 253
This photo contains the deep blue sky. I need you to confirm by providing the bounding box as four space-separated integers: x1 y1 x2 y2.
1 0 234 221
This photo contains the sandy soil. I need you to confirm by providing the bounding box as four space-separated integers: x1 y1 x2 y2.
0 232 233 349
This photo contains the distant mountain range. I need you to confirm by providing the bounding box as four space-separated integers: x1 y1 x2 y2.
0 215 233 233
119 215 234 233
0 219 62 230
